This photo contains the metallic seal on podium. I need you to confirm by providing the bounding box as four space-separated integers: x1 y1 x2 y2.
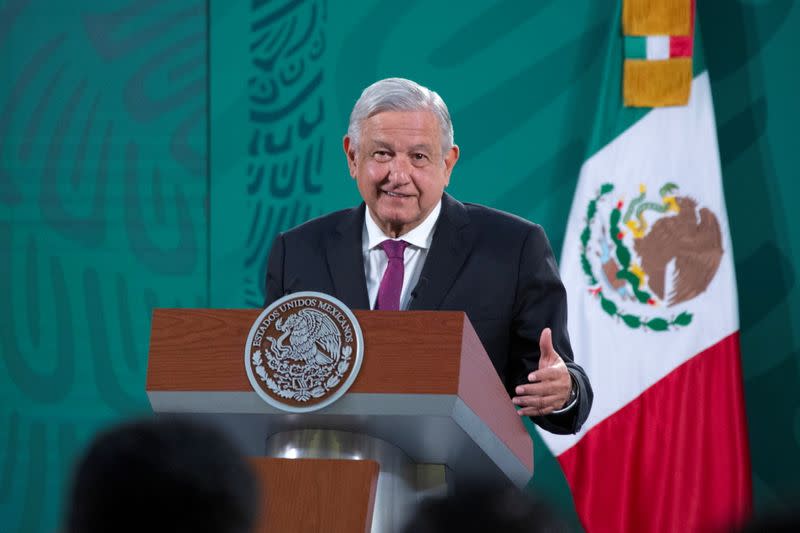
245 292 365 413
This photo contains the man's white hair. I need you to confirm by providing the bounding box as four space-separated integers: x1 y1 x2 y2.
347 77 454 154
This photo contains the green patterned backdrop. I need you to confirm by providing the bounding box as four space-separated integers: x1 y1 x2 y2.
1 1 798 531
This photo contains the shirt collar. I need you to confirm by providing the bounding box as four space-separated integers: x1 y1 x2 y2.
365 199 442 250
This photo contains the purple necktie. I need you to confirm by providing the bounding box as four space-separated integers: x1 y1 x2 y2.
376 239 408 310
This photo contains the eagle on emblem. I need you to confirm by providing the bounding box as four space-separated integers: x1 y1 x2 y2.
596 183 723 307
272 308 341 366
633 196 723 306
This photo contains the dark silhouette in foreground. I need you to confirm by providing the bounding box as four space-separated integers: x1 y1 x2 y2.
64 417 259 533
403 486 570 533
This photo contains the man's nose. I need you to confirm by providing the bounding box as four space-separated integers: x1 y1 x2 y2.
387 156 412 183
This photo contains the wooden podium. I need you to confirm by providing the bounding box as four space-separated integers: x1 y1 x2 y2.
146 309 533 533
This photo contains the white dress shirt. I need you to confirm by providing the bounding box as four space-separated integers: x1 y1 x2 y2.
362 201 441 310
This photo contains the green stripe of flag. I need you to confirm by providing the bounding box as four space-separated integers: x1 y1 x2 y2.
624 35 647 59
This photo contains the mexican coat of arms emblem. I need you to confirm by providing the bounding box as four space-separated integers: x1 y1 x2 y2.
245 292 364 412
580 182 724 331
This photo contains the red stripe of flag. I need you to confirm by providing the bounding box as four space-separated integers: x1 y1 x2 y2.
558 332 752 532
670 0 695 58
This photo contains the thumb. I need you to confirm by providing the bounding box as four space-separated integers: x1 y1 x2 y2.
538 328 559 366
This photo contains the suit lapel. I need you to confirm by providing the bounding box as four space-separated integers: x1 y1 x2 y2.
409 193 474 310
326 204 370 309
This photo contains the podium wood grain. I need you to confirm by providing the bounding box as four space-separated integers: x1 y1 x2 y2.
147 309 463 393
250 458 379 533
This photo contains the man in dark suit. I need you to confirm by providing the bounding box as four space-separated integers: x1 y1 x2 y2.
265 78 591 435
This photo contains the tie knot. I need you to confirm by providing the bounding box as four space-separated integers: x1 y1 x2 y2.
380 239 408 260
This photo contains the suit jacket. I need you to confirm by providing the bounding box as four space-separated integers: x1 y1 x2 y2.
265 193 592 434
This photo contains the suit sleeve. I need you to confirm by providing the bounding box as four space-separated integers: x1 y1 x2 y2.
264 233 286 307
510 225 593 435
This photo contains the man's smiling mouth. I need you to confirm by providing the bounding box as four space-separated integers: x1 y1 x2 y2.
381 190 411 198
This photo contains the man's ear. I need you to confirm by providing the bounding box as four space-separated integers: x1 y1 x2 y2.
343 136 357 178
443 144 460 186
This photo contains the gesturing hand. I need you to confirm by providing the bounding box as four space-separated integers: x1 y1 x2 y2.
512 328 573 417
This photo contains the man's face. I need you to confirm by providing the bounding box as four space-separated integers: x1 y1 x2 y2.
343 110 459 237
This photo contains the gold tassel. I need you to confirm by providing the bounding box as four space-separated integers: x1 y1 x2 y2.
624 58 693 107
623 0 691 36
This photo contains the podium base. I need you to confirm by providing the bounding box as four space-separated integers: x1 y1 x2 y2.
265 429 448 533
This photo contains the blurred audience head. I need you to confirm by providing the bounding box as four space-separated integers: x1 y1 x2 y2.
737 506 800 533
64 416 259 533
402 485 569 533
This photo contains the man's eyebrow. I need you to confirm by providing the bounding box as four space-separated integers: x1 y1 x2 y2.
370 140 394 150
408 143 434 153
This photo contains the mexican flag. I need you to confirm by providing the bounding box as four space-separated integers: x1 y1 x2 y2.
537 1 753 531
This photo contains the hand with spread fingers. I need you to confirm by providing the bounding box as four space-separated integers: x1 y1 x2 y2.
512 327 573 417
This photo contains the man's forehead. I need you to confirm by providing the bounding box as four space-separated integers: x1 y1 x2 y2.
360 111 440 146
364 110 437 131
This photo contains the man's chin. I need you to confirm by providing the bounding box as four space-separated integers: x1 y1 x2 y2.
372 209 420 236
